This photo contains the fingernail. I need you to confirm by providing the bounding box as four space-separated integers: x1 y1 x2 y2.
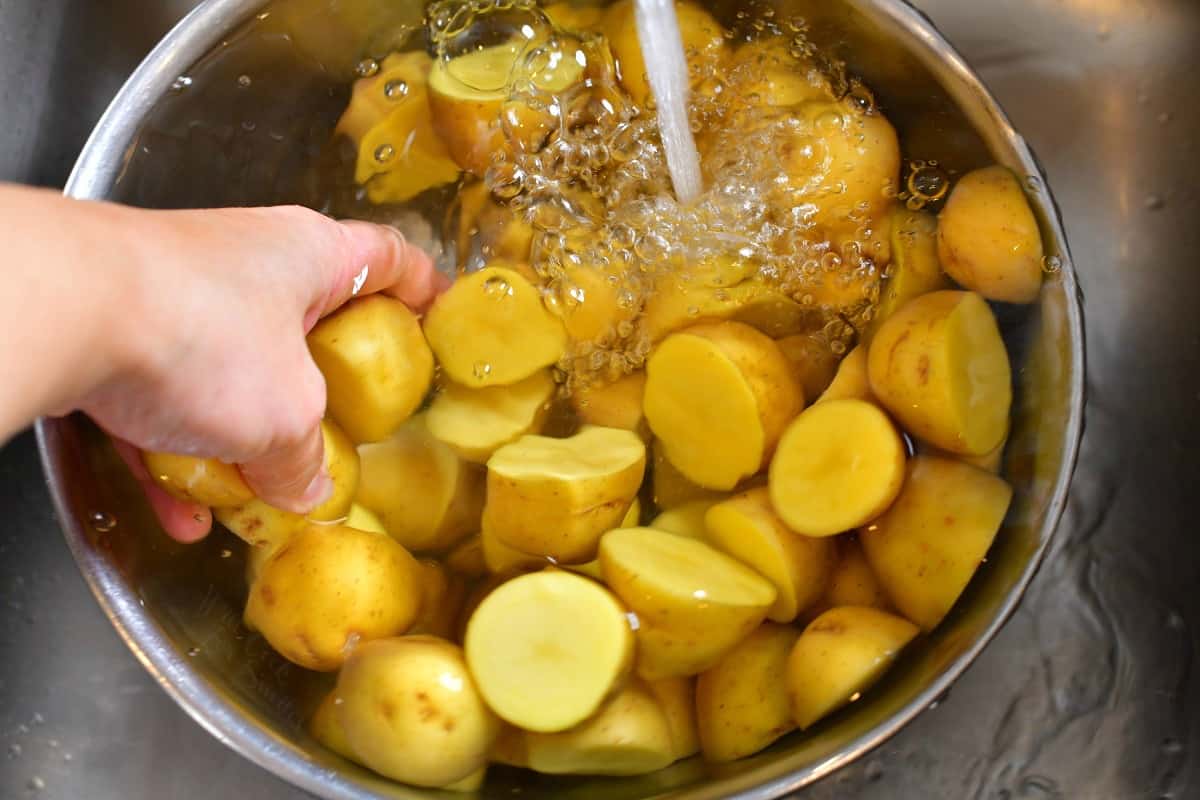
299 470 334 512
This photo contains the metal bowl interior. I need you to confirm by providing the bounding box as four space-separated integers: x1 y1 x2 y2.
38 0 1084 797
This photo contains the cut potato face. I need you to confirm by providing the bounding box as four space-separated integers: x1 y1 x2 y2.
867 290 1012 455
427 370 556 463
651 440 727 509
860 456 1012 630
645 321 803 490
815 345 871 404
787 606 918 729
646 678 700 761
938 166 1044 303
485 426 646 562
769 399 907 537
308 295 434 444
650 499 718 540
337 636 499 787
705 488 837 622
480 517 546 575
465 570 633 732
244 525 422 671
141 452 252 508
865 207 952 339
423 265 567 388
697 623 800 762
345 502 387 536
571 371 647 434
355 416 484 552
523 681 676 776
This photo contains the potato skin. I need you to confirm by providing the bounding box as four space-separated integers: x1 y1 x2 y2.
141 452 253 507
337 637 499 787
938 166 1044 303
244 525 422 670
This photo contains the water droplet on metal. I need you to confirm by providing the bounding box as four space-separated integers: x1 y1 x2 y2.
374 144 395 164
169 75 193 93
384 79 409 100
187 647 201 657
1041 255 1062 274
1025 175 1042 192
355 58 379 78
89 511 116 533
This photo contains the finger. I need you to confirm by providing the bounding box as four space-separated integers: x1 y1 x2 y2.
112 438 212 543
238 422 332 514
306 220 443 330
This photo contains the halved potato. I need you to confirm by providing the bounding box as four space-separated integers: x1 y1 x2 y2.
480 517 545 575
819 537 891 614
485 426 646 562
141 452 253 507
465 570 633 732
769 399 906 537
651 440 726 508
646 678 700 761
423 265 567 388
867 290 1011 455
345 502 387 535
815 345 871 403
860 456 1012 630
571 371 646 433
645 321 802 490
650 498 718 540
427 370 556 463
632 615 763 681
309 295 434 444
865 206 951 339
787 606 918 729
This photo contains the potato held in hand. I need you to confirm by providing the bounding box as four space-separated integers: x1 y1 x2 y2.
645 321 802 490
938 166 1044 303
337 636 499 787
860 456 1012 630
245 524 422 670
867 290 1012 455
485 426 645 562
787 606 918 729
465 570 633 732
423 265 567 388
427 370 556 463
308 295 434 444
141 452 253 507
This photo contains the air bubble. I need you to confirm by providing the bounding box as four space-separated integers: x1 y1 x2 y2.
236 74 252 88
89 511 116 533
374 144 395 164
355 59 380 78
483 275 514 298
384 80 409 100
169 75 193 93
473 362 493 380
187 647 201 657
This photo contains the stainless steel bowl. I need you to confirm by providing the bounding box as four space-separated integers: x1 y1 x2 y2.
38 0 1084 797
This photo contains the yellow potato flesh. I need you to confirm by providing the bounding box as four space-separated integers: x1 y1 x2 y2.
645 322 802 490
938 166 1044 303
311 419 360 521
599 527 776 634
345 502 387 536
337 636 499 787
696 623 800 762
427 370 556 463
866 290 1012 455
774 334 839 407
860 456 1012 630
705 488 837 622
865 207 951 340
244 525 422 671
787 606 918 729
356 417 483 553
815 345 871 404
484 426 646 562
769 399 906 537
571 371 646 433
524 682 675 776
308 295 434 444
651 440 726 508
309 691 358 762
481 517 546 575
141 452 252 507
423 266 567 388
650 499 717 540
821 537 891 614
465 570 633 732
547 264 640 346
646 678 700 761
342 53 461 204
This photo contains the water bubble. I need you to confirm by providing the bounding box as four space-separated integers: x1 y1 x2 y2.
236 74 252 88
473 362 493 380
907 163 948 204
1041 255 1062 274
355 58 380 78
89 511 116 533
169 75 193 93
374 144 395 164
384 80 409 100
483 275 514 299
187 647 201 657
487 162 526 199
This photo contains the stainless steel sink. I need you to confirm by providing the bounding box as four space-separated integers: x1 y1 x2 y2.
1 0 1198 798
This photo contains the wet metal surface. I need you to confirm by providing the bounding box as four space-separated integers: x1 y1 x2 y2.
0 0 1197 798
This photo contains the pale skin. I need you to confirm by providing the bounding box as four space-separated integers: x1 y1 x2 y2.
0 184 446 543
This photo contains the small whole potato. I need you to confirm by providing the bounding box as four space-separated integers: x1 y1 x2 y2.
938 166 1044 303
337 636 500 787
244 525 422 670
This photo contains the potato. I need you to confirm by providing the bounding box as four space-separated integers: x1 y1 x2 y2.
815 345 871 403
820 537 891 613
565 499 641 580
481 517 545 575
865 207 951 339
787 606 918 729
638 263 763 344
309 690 358 762
546 264 640 347
141 452 252 507
696 623 800 762
524 681 675 776
337 636 499 786
336 52 461 204
309 419 361 521
727 39 831 108
775 333 839 401
651 440 726 508
938 166 1044 303
730 292 816 339
768 399 906 537
356 416 484 552
633 616 759 680
571 371 646 434
602 0 727 108
920 429 1008 474
485 426 646 562
345 502 387 535
410 560 467 639
427 370 556 463
456 181 535 267
860 456 1012 630
646 678 700 761
866 290 1011 455
442 769 487 793
491 724 529 768
465 570 633 732
650 498 717 540
244 525 422 670
308 295 434 444
706 488 837 622
645 321 803 490
445 534 488 580
544 1 605 32
423 265 567 388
